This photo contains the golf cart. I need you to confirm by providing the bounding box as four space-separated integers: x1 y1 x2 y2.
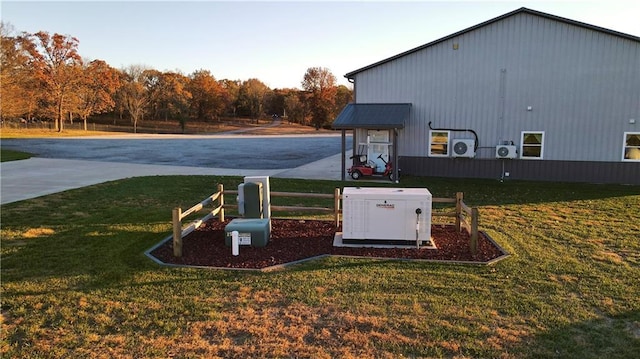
348 153 399 181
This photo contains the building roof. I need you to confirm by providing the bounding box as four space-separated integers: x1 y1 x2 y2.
332 103 411 129
345 7 640 79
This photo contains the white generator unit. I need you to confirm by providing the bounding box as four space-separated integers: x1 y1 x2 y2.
342 187 432 244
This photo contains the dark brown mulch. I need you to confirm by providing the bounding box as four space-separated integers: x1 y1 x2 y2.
150 218 506 269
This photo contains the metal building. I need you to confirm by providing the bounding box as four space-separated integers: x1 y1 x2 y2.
333 7 640 184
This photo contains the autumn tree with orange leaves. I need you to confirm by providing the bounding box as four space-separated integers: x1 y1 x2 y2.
74 60 122 130
2 22 352 133
187 70 225 122
19 31 83 132
152 71 192 122
0 23 36 121
301 67 338 129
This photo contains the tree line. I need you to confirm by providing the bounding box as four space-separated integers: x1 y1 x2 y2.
0 23 353 132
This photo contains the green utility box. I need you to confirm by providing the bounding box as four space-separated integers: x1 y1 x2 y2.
243 181 263 218
225 218 270 247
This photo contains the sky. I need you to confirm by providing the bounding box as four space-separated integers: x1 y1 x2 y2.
2 1 639 89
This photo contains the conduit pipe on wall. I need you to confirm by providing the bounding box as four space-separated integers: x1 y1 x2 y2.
428 121 479 151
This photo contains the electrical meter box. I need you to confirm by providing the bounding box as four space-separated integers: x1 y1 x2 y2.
237 182 263 218
243 176 271 220
225 218 270 247
342 187 432 244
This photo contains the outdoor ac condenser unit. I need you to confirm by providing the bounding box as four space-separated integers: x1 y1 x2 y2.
452 139 476 158
496 145 517 159
342 187 432 244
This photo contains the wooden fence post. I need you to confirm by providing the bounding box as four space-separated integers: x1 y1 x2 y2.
218 183 225 222
470 207 479 255
172 207 183 257
455 192 463 232
334 187 341 228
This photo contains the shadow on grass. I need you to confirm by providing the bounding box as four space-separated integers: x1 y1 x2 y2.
516 310 640 358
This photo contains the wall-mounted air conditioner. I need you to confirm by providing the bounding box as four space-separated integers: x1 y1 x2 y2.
451 139 476 158
496 145 517 159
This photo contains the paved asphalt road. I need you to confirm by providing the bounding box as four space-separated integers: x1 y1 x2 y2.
1 134 350 169
1 134 354 204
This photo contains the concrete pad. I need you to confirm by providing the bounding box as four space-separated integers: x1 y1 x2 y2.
0 158 282 205
333 233 437 249
272 151 351 181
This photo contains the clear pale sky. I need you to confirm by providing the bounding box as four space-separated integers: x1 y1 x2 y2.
2 1 639 89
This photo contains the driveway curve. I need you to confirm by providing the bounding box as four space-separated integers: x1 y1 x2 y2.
1 133 353 204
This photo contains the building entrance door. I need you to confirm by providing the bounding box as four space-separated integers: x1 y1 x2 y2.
367 130 391 173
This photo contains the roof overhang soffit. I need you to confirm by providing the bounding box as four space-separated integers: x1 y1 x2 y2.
331 103 411 130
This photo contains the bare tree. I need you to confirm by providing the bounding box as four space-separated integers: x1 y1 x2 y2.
120 65 152 133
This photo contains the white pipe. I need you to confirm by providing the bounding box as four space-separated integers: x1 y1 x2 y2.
416 220 420 249
415 208 422 249
232 231 239 256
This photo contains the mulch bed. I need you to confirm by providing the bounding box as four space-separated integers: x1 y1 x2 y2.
150 218 506 270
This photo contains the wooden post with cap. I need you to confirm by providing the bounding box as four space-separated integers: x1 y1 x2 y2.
172 207 182 257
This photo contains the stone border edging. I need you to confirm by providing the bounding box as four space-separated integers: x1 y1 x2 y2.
144 231 510 272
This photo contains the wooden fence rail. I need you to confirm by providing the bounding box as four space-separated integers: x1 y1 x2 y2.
455 192 479 255
172 186 479 257
172 184 225 257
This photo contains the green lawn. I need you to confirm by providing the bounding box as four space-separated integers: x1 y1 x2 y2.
1 175 639 358
0 149 32 162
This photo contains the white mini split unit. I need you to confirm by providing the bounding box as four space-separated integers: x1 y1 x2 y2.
495 145 518 159
451 139 476 158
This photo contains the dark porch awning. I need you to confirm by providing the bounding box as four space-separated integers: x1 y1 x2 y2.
332 103 411 129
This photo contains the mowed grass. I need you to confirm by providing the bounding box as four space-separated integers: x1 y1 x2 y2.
0 149 32 162
1 175 639 358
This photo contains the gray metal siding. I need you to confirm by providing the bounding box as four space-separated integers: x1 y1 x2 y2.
402 157 640 185
353 12 640 165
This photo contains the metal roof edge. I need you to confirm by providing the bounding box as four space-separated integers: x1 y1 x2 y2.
344 102 412 106
331 103 411 129
345 7 640 79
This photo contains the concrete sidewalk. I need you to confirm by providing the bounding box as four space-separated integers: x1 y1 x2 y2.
0 151 350 205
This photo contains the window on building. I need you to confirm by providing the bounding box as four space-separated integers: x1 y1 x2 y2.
429 130 450 157
520 131 544 159
623 132 640 161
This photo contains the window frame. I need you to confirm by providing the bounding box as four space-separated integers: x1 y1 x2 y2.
622 132 640 162
428 130 450 157
520 131 545 160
